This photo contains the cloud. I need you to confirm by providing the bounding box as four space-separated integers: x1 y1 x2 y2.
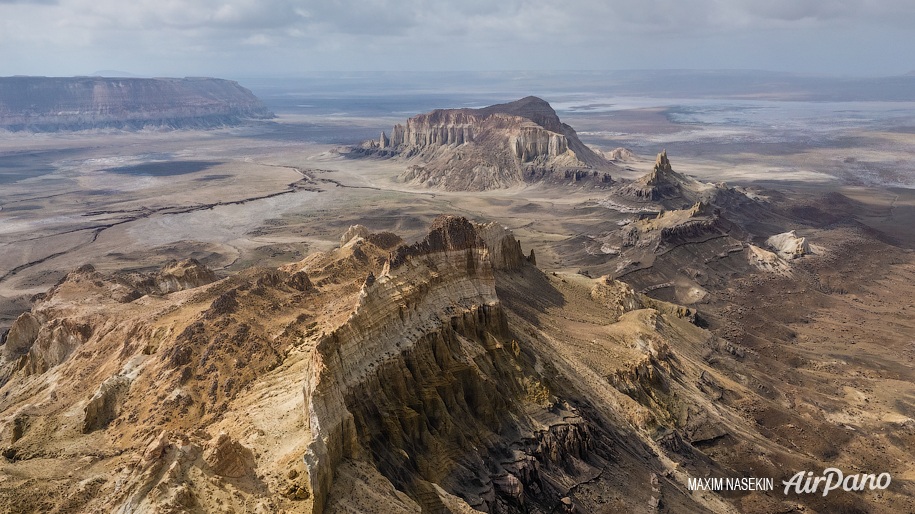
1 0 913 76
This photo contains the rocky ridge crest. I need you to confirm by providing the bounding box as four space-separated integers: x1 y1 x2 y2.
0 215 788 513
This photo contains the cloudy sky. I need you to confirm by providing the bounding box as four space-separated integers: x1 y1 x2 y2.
1 0 912 78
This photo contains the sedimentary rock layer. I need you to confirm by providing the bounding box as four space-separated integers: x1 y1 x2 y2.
353 96 615 191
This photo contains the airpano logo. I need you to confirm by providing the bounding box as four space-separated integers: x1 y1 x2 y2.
686 468 892 497
782 468 891 496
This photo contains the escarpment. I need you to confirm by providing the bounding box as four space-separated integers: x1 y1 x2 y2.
303 215 533 512
0 76 273 131
352 96 615 191
304 217 717 513
1 214 820 513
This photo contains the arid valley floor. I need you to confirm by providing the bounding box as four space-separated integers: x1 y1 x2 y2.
2 75 915 513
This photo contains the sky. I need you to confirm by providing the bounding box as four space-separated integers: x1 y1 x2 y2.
0 0 913 78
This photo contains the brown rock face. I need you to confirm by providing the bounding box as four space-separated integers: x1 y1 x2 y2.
113 258 218 299
0 259 218 387
340 224 371 246
386 215 527 272
4 213 850 513
82 375 131 433
0 76 273 131
353 97 614 191
0 312 40 362
204 433 256 478
143 259 218 295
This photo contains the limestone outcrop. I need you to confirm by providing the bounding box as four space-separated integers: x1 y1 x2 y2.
605 147 637 161
619 201 729 252
0 312 40 362
767 230 811 259
0 259 217 386
340 224 370 246
0 77 273 131
353 97 615 191
747 244 793 275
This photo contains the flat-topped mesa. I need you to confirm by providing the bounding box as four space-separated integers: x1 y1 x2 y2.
354 96 615 191
0 76 273 131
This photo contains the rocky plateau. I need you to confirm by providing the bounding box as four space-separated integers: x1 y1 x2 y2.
0 77 273 131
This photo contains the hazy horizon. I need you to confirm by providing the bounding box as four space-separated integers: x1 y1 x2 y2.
3 68 914 80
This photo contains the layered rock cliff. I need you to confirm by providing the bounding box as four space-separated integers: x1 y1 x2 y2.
0 216 796 513
0 76 273 131
352 96 615 191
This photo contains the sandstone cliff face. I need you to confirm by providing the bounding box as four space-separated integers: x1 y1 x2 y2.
0 216 757 514
303 215 523 511
0 77 273 131
353 97 615 191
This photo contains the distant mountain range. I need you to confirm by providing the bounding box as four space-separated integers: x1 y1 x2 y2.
0 76 273 131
